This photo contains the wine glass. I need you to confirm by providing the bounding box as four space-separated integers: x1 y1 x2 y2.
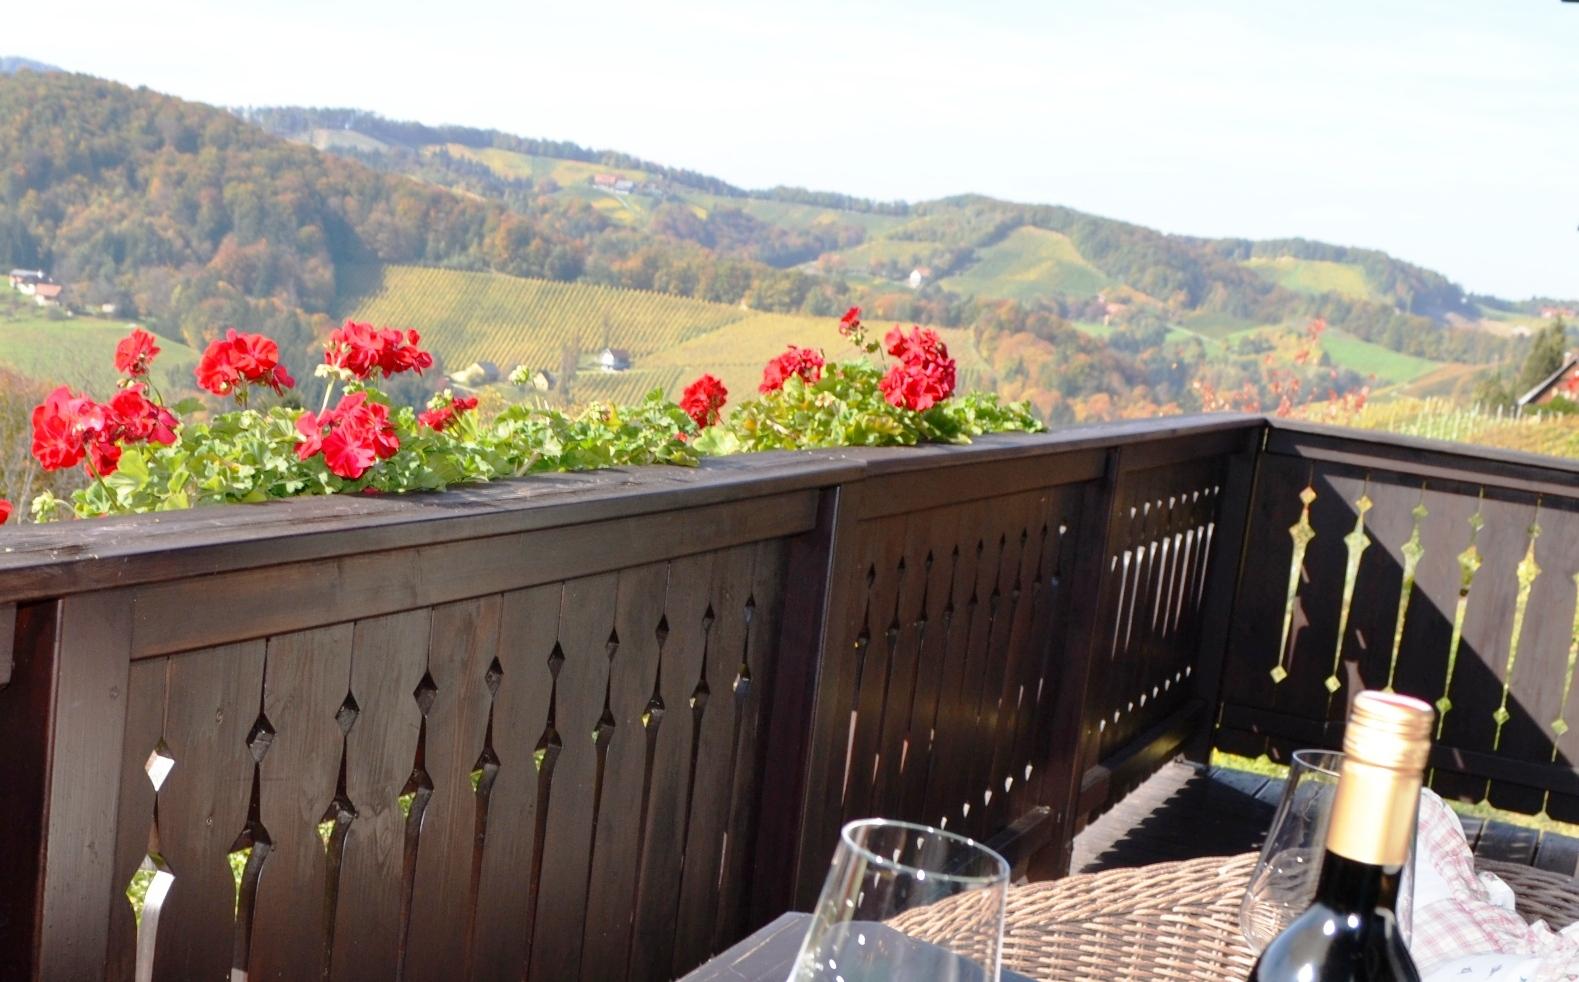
1239 749 1417 952
791 818 1009 981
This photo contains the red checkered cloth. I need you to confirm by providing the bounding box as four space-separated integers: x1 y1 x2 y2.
1412 789 1579 980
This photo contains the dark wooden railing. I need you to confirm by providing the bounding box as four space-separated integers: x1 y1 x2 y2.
2 414 1575 981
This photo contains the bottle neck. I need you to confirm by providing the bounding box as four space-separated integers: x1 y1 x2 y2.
1324 756 1420 871
1314 849 1404 914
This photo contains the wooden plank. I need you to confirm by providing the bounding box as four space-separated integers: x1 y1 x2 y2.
836 516 909 829
0 453 865 606
34 594 134 982
953 517 1012 841
672 545 759 976
711 538 788 952
1033 449 1125 878
896 505 967 824
405 596 504 981
469 584 560 980
530 574 619 980
751 489 844 926
1435 493 1538 803
128 491 818 658
1330 474 1416 696
0 602 14 689
150 639 266 982
916 499 990 834
1474 821 1540 865
106 658 167 982
856 450 1104 518
579 562 668 980
0 601 57 981
329 610 430 982
1533 832 1579 877
630 552 715 979
1213 454 1310 760
1487 499 1579 815
249 624 355 981
1265 422 1579 502
1002 500 1071 824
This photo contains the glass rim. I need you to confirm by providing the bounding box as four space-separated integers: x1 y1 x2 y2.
839 818 1010 885
1290 747 1343 777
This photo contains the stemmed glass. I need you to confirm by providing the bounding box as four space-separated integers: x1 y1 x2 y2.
792 818 1010 981
1239 749 1417 952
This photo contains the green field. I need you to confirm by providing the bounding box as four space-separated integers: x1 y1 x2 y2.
0 309 198 395
1320 328 1441 384
338 265 751 377
1243 256 1376 300
338 264 992 403
941 227 1110 302
1180 311 1261 340
645 311 989 401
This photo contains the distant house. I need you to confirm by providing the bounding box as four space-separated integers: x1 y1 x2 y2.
1539 306 1577 320
599 347 632 372
33 282 63 307
591 173 620 189
100 302 119 315
9 269 47 296
1517 352 1579 407
447 360 501 387
907 267 932 290
612 179 635 193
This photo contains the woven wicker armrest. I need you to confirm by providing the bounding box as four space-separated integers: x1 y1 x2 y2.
978 852 1579 982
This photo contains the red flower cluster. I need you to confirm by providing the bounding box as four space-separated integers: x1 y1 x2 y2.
838 307 862 337
681 374 728 428
0 498 10 524
196 329 295 397
31 383 178 477
324 320 434 380
114 328 161 377
418 394 479 432
759 345 825 393
879 326 957 412
295 392 400 480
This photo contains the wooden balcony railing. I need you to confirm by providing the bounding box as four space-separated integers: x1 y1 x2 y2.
0 414 1574 981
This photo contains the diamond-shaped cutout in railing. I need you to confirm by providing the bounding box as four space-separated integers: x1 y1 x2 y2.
1492 706 1511 727
1553 719 1570 737
485 657 504 698
1436 696 1453 716
413 671 438 717
246 713 276 764
336 693 360 735
144 740 175 791
1270 665 1288 684
1324 675 1341 694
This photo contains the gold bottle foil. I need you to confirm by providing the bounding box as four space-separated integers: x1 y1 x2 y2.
1326 691 1435 867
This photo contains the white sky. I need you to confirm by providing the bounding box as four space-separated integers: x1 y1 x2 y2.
19 0 1579 299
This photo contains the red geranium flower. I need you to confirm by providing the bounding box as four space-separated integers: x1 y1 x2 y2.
0 498 10 524
196 329 296 397
114 328 161 377
295 392 400 480
108 385 179 447
681 374 728 428
418 394 479 432
759 345 825 393
31 385 111 472
838 306 862 337
879 326 957 412
324 320 433 380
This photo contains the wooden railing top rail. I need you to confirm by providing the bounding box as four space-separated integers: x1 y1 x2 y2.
0 414 1263 605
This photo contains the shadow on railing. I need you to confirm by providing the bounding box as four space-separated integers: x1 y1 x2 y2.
1 413 1574 981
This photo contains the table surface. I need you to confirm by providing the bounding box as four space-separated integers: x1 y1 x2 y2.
679 912 1037 982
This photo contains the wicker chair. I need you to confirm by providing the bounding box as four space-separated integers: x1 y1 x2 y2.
981 852 1579 981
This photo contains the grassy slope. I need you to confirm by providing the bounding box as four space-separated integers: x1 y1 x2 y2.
338 264 749 375
941 227 1110 301
339 264 991 404
645 312 990 402
0 305 198 394
1243 256 1377 301
1320 328 1441 384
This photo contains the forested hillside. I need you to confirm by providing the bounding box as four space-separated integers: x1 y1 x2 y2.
0 70 1562 425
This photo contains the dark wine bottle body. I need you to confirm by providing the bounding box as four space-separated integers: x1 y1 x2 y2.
1249 852 1419 981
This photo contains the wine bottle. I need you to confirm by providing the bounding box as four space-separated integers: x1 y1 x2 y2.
1250 690 1433 981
